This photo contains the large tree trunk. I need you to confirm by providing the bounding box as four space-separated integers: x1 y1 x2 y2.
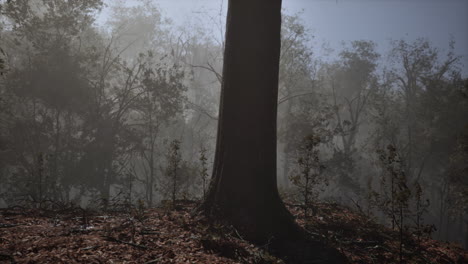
200 1 347 263
201 0 293 241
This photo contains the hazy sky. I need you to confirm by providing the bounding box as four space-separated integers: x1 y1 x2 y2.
99 0 468 73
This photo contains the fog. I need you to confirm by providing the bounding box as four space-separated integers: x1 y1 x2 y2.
0 0 467 251
96 0 468 73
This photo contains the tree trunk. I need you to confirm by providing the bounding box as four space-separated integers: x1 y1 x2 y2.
201 0 291 241
200 1 346 262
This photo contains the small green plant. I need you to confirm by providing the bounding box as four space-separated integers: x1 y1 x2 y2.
289 134 327 218
164 139 182 208
36 152 45 208
199 145 209 199
365 176 376 218
375 144 411 264
132 199 147 222
412 181 430 242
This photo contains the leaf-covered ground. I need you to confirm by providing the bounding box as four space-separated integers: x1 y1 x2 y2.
0 201 466 263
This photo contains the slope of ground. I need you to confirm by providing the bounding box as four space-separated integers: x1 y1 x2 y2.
0 201 466 263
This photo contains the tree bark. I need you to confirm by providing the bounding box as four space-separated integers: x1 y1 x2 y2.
201 0 292 241
200 1 347 263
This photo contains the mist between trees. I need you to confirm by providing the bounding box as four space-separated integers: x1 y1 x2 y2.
0 0 467 249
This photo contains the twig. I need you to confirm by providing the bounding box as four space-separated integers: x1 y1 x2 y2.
143 259 159 264
0 223 20 228
188 63 222 84
185 99 218 121
102 236 148 250
80 246 99 251
231 225 244 241
278 91 316 105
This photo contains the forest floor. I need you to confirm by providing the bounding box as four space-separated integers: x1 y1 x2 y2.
0 201 466 264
